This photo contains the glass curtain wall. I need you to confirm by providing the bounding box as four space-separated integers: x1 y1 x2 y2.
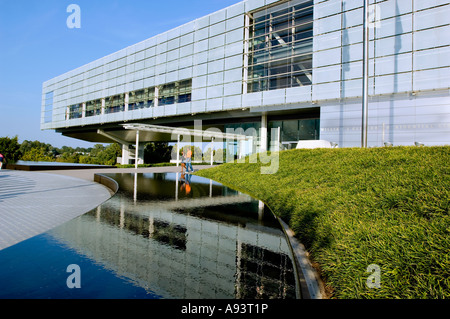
129 87 155 110
224 122 261 157
68 103 83 119
177 79 192 103
247 0 313 93
105 94 125 114
268 118 320 150
159 79 192 106
85 99 102 117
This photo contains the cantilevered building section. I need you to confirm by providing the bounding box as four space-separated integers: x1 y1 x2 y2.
42 0 450 164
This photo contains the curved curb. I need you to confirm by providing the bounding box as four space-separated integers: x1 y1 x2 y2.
275 216 325 299
94 173 119 195
193 170 326 299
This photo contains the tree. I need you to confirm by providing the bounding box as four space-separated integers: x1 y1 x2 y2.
21 147 54 162
0 136 22 163
144 142 173 164
20 140 55 162
97 143 121 165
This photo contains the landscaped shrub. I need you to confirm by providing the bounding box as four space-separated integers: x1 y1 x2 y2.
195 146 450 298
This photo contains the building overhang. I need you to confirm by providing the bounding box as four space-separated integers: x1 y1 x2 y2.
121 123 250 143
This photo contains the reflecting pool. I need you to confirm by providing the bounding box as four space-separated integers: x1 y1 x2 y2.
0 173 298 299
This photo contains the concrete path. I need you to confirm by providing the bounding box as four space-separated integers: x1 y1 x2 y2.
0 169 112 250
0 165 215 251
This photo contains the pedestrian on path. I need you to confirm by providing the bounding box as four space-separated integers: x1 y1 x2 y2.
185 147 194 173
0 153 4 170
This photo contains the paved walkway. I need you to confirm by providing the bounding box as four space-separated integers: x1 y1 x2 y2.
0 170 113 250
0 165 214 251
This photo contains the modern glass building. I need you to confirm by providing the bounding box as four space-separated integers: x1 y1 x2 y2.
41 0 450 164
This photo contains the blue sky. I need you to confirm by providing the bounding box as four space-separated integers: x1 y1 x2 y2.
0 0 241 148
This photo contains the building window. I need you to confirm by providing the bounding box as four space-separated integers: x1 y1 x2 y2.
68 103 83 119
159 79 192 106
159 83 176 106
44 91 53 123
268 118 320 149
105 94 125 114
64 79 192 119
129 87 155 110
85 99 102 117
246 0 313 93
177 79 192 103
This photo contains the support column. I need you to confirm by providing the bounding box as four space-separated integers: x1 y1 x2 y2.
361 0 369 148
154 86 160 107
260 113 268 152
258 201 265 222
277 126 281 151
176 134 180 167
210 137 215 165
101 98 105 115
97 129 131 165
124 92 129 112
135 130 140 169
121 144 131 165
175 172 179 201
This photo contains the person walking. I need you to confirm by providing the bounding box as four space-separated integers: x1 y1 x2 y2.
185 147 194 173
0 153 4 170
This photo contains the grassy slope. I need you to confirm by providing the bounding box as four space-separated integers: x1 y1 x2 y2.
195 146 450 298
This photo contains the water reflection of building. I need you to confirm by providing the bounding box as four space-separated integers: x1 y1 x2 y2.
50 174 297 299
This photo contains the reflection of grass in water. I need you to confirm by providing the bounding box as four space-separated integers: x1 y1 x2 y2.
196 146 450 299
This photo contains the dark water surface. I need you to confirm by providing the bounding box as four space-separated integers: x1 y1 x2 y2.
0 173 298 299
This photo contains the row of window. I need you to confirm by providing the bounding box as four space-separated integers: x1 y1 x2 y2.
67 80 192 120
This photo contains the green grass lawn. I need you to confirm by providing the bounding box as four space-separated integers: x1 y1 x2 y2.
195 146 450 299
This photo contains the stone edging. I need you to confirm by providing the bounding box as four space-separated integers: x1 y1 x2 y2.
94 173 119 195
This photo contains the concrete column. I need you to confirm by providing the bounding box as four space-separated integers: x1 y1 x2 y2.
133 172 137 203
154 86 160 107
209 179 212 198
138 144 145 165
101 98 105 115
277 126 281 151
260 113 268 152
124 92 129 112
82 102 86 118
258 201 264 221
361 0 369 148
176 134 180 167
121 144 131 165
135 130 140 169
175 172 179 201
210 137 215 165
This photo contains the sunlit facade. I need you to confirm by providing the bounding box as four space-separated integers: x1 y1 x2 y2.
42 0 450 163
